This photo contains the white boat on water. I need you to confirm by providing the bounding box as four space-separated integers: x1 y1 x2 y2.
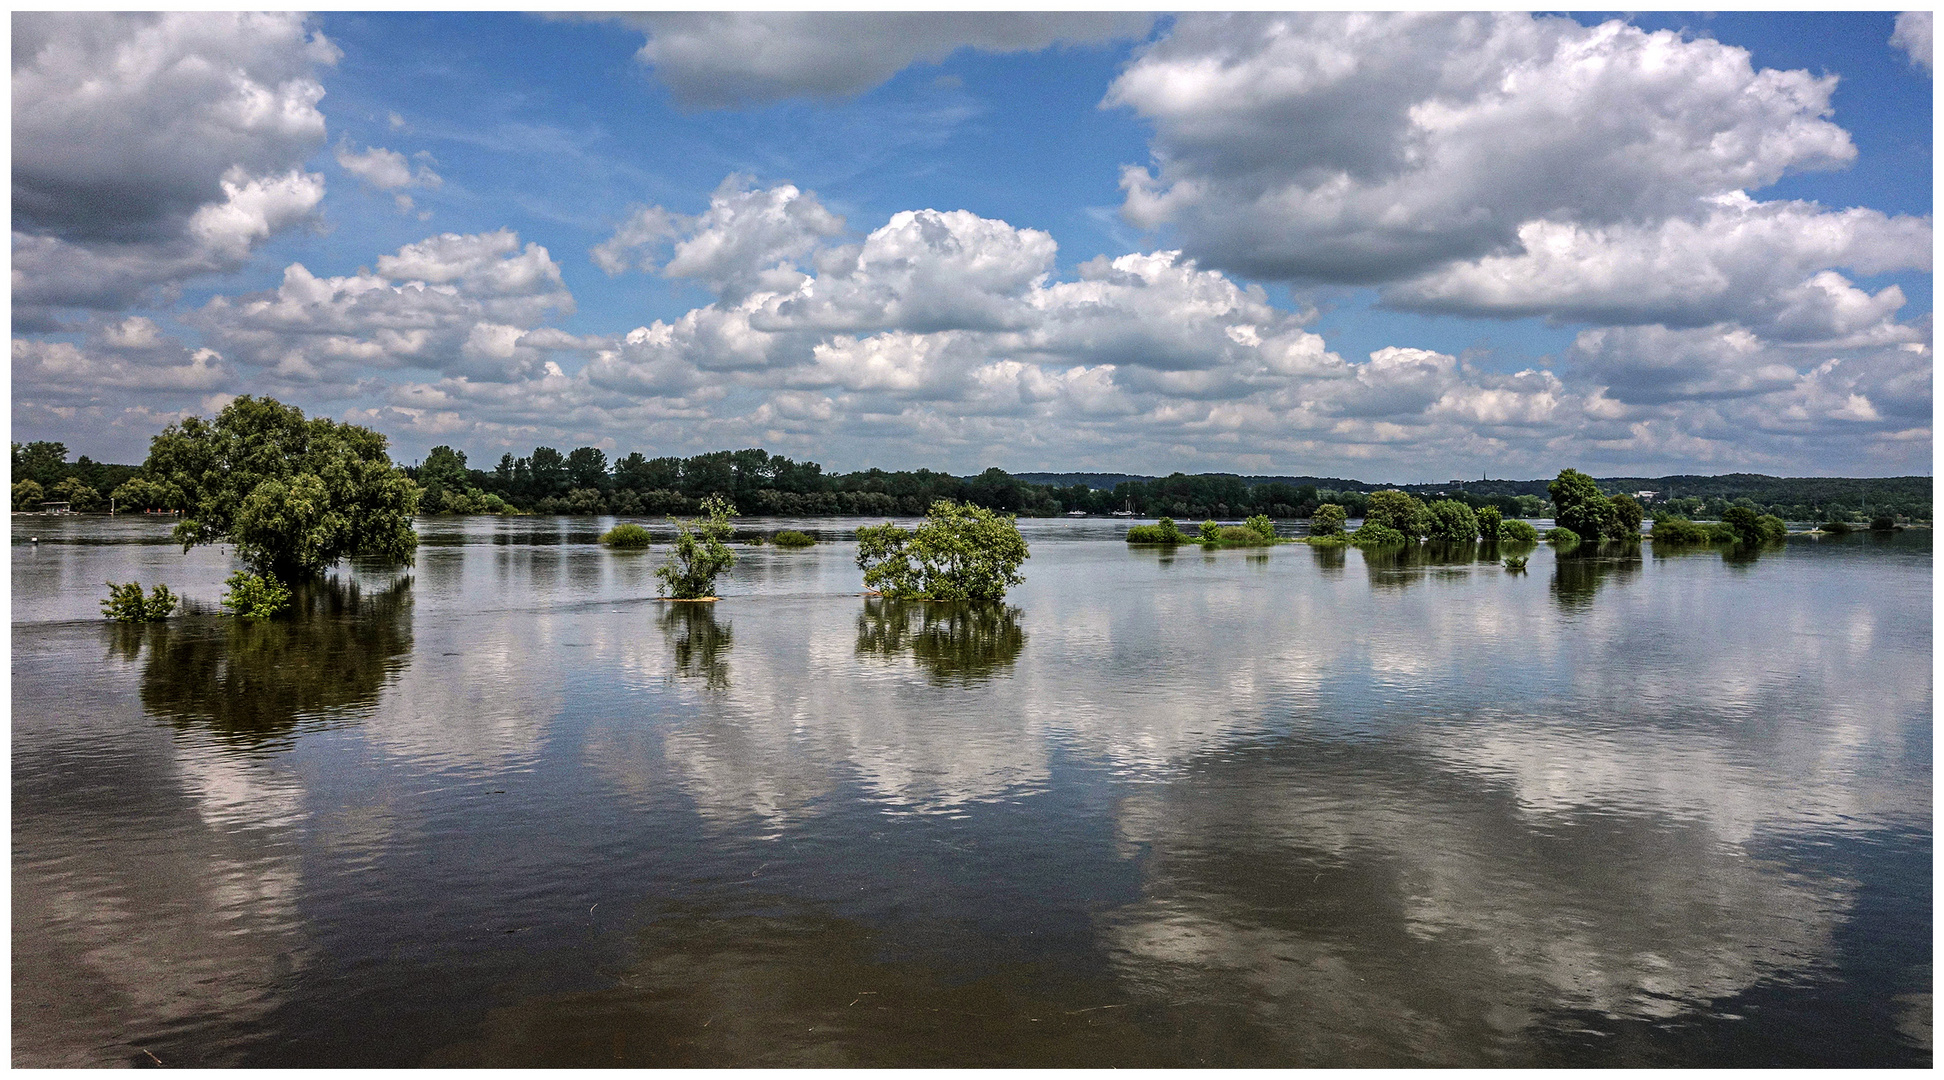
1065 509 1087 517
1111 509 1135 517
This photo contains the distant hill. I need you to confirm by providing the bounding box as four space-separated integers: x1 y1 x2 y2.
1015 472 1378 491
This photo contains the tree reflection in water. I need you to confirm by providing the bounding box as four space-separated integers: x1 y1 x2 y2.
135 575 414 751
1550 545 1643 608
855 598 1026 685
1361 539 1503 590
661 602 732 690
1309 543 1347 574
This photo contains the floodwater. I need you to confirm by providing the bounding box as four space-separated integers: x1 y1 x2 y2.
12 514 1932 1066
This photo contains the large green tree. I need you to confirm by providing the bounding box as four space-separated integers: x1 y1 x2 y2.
142 395 420 578
1548 469 1614 541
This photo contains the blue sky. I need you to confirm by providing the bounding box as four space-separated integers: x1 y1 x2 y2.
12 12 1933 480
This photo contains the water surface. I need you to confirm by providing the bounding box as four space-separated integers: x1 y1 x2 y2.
12 516 1931 1066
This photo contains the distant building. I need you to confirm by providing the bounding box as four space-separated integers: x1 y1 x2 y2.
37 501 71 514
1634 491 1657 503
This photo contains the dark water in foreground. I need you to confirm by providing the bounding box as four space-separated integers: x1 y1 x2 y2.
12 515 1932 1066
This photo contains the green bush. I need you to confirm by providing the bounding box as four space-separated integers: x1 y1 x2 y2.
1721 506 1763 544
658 495 737 599
101 581 178 622
220 571 290 619
1214 525 1271 546
1243 514 1277 542
1649 516 1713 543
1609 494 1645 539
13 479 45 511
1757 514 1790 542
1363 490 1426 538
1423 499 1480 541
1870 515 1896 532
1502 554 1528 571
1198 519 1222 542
1310 503 1347 536
1126 516 1187 544
1350 521 1408 546
772 529 816 548
600 522 653 548
1498 518 1539 544
1545 526 1581 544
1476 506 1503 540
856 499 1029 601
1822 519 1852 535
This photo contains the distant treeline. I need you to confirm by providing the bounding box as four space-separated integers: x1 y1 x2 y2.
13 437 1931 522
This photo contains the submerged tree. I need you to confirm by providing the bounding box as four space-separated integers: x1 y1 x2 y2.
856 499 1029 601
141 395 420 578
657 494 737 599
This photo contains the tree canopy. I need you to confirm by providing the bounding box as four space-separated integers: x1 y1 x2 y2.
856 500 1029 602
141 395 420 578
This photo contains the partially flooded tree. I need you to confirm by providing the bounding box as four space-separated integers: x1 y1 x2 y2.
856 499 1029 601
141 395 420 579
657 494 737 599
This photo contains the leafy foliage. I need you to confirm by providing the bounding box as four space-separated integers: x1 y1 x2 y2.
1608 493 1645 539
1125 516 1188 544
771 529 816 548
1548 469 1613 541
1502 554 1528 571
1243 514 1277 542
1423 499 1480 541
657 495 737 599
1310 503 1347 536
600 523 654 548
1350 521 1408 546
1649 516 1714 543
221 571 292 619
13 479 45 511
1545 526 1581 544
856 499 1029 602
1475 505 1502 540
1498 518 1540 544
1362 490 1427 538
1198 519 1222 542
142 395 420 578
1870 515 1896 532
101 581 177 622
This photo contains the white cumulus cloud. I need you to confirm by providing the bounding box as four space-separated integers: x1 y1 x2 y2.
12 12 339 321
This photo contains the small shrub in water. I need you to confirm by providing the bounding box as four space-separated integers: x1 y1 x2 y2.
101 581 177 622
1215 524 1270 546
1545 526 1581 545
1126 516 1187 545
1649 516 1712 544
772 529 816 548
600 522 653 549
1503 554 1528 571
1498 518 1539 544
221 571 291 618
1198 520 1222 543
1243 514 1277 542
1870 515 1896 532
1822 519 1852 535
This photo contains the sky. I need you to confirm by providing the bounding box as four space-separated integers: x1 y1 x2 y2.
10 11 1934 481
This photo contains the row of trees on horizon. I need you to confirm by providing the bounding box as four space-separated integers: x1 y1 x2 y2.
11 426 1935 524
